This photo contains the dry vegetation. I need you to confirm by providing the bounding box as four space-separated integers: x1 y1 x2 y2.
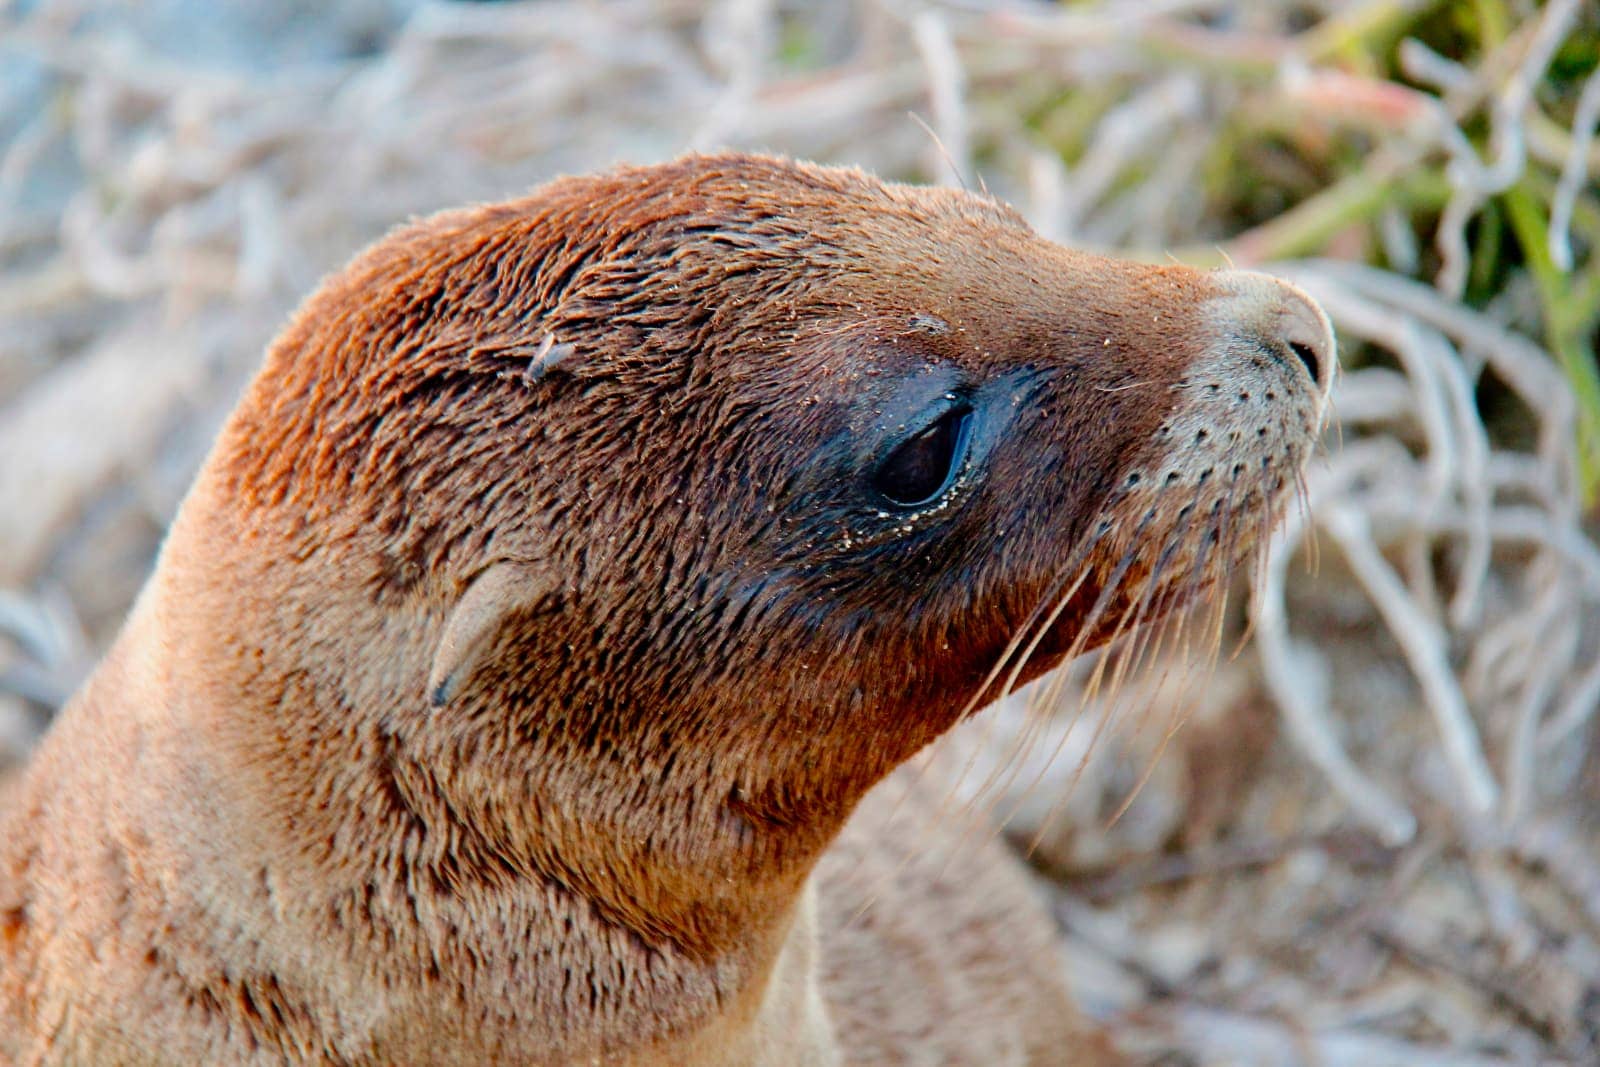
2 0 1599 1063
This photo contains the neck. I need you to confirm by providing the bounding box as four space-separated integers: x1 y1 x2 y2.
112 497 860 1061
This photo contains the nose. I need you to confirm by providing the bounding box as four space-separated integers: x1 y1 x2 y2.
1273 281 1335 396
1207 271 1336 401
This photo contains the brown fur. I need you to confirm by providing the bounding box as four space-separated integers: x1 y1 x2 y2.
0 154 1332 1064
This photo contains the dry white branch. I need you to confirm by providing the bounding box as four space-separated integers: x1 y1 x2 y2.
1151 1004 1534 1067
1323 503 1499 813
1548 63 1600 272
1434 0 1582 296
910 11 970 189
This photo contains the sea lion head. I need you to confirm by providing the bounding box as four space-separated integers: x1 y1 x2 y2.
180 153 1330 937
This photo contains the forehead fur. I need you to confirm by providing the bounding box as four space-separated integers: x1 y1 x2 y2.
222 158 1028 493
212 153 1224 609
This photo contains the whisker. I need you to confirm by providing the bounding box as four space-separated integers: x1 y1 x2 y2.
1038 589 1190 848
928 435 1308 890
1003 507 1201 847
1295 465 1318 576
1097 516 1242 832
933 562 1097 841
1088 504 1196 708
992 519 1129 707
922 523 1122 880
958 523 1112 721
928 534 1107 825
951 519 1161 862
1104 662 1199 831
943 509 1158 823
908 525 1113 837
1228 490 1276 660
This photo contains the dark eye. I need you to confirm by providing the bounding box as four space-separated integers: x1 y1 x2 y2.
873 404 975 507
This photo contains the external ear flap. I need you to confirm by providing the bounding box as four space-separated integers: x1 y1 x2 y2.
428 561 547 708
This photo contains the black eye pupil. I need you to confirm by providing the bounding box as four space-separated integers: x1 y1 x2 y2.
873 406 974 507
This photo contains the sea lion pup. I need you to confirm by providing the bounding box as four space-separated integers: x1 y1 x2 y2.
0 153 1333 1064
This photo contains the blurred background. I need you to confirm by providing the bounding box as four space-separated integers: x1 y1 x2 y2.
2 0 1599 1062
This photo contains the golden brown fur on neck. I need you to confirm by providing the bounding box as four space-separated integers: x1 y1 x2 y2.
1 154 1332 1063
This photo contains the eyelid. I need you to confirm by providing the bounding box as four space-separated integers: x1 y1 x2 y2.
895 390 967 440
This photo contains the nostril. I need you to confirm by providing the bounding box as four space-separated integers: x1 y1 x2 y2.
1288 340 1320 386
1209 270 1338 399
